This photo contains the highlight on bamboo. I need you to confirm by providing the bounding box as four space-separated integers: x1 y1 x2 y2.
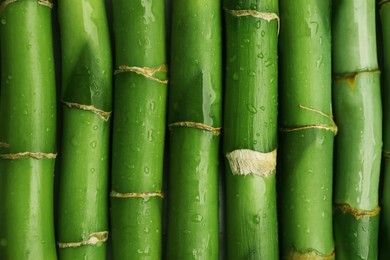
0 0 386 259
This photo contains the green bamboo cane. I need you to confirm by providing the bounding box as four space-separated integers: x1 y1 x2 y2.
166 0 222 258
110 0 167 259
378 1 390 259
0 0 57 259
222 1 279 259
278 0 335 258
56 0 112 258
332 0 382 258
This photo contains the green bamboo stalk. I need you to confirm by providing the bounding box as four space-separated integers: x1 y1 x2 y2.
110 0 167 259
379 2 390 258
222 1 279 259
166 0 222 258
0 0 57 259
332 0 382 258
278 0 335 258
56 0 112 258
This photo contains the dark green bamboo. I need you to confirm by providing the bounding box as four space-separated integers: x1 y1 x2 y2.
57 0 112 258
378 1 390 259
223 1 279 259
166 0 222 258
279 0 335 258
0 0 57 259
110 0 167 259
332 0 382 259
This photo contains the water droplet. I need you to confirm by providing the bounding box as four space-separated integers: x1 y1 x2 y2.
192 214 203 222
144 227 150 233
233 72 239 80
265 59 272 67
257 53 264 59
253 215 261 224
249 70 256 77
255 21 261 29
90 141 97 148
260 106 265 111
243 38 250 44
247 104 257 114
147 130 154 142
93 125 99 130
1 19 6 25
261 30 266 37
91 168 96 173
149 102 156 111
144 166 150 174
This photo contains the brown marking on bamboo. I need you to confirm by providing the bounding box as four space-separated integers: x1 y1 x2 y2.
335 203 381 220
57 231 108 249
168 121 221 136
114 64 168 84
334 70 381 91
0 152 57 160
224 8 280 34
285 248 335 260
0 142 10 149
280 104 338 135
110 191 164 199
226 149 277 178
62 101 112 121
0 0 53 12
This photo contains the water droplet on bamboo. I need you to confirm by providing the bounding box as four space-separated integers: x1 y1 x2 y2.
232 72 239 80
253 215 261 224
247 104 257 114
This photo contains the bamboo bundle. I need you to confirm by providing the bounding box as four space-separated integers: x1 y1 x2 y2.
332 0 382 258
110 0 167 258
279 0 335 258
223 0 279 258
0 0 57 258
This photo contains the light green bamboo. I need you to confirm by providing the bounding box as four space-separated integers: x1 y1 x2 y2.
166 0 222 258
332 0 382 258
57 0 112 258
0 0 57 259
223 0 279 259
110 0 167 259
279 0 335 258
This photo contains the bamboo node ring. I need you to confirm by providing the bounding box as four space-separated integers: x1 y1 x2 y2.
168 121 221 136
57 231 108 249
114 64 168 84
226 149 277 178
0 0 53 12
0 152 57 160
335 203 381 220
110 191 164 199
0 142 10 149
62 101 112 121
286 247 335 260
224 8 280 34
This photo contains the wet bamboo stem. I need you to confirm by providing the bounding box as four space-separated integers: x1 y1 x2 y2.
332 0 382 258
110 0 167 258
223 0 279 259
0 0 57 258
57 0 112 258
166 0 222 258
279 0 335 258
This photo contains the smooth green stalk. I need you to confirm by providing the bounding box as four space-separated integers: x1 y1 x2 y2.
378 1 390 259
279 0 335 258
57 0 112 259
332 0 382 259
166 0 222 258
110 0 167 259
223 0 279 259
0 0 57 259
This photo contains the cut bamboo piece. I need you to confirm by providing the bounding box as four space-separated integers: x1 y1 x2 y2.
0 0 57 259
332 0 382 258
110 0 167 258
56 0 112 259
279 0 335 258
165 0 222 258
223 0 279 258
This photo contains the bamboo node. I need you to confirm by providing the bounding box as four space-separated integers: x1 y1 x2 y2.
335 203 381 220
224 8 280 34
62 101 112 121
57 231 108 249
0 142 10 149
383 150 390 159
0 152 57 160
0 0 53 12
168 121 221 136
110 191 164 199
114 64 168 84
226 149 276 178
280 104 338 135
285 247 335 260
334 70 381 90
